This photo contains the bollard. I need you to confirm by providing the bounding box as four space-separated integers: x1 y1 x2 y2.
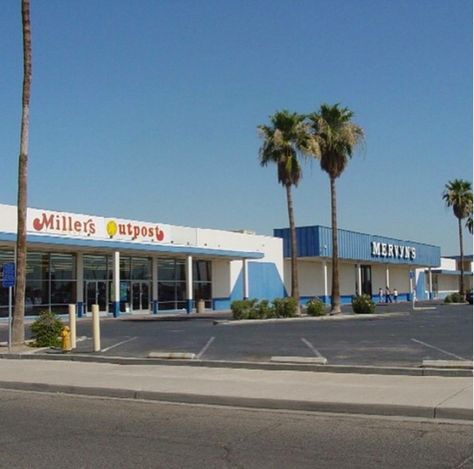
68 304 77 349
61 326 72 352
92 304 101 352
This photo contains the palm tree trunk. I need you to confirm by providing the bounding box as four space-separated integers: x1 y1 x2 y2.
330 176 341 314
12 0 32 346
286 184 299 306
458 217 465 297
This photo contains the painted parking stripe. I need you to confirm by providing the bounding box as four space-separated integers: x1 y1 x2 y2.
301 338 325 358
196 336 215 359
102 337 137 353
411 338 467 361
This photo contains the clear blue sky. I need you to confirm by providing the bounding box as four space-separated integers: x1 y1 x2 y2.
1 0 472 256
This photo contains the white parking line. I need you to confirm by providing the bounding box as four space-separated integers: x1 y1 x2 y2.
196 336 215 359
301 338 324 358
411 338 467 361
102 337 137 353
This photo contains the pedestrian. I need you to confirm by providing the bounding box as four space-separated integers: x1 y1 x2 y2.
378 287 384 303
385 286 392 303
393 288 398 303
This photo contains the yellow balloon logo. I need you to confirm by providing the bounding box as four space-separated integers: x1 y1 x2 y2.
106 220 117 238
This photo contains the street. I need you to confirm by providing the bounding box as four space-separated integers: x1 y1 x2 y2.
0 389 471 469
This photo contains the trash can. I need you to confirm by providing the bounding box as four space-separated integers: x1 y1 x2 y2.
197 299 205 314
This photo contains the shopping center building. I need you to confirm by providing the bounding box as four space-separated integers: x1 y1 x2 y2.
274 226 442 303
0 204 284 317
1 203 466 317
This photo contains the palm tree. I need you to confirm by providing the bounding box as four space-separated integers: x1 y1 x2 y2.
442 179 473 297
307 104 364 314
258 110 317 305
12 0 32 345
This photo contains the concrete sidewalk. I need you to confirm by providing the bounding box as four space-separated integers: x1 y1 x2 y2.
0 358 471 421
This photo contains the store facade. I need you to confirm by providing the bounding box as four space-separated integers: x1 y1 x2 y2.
0 204 284 317
274 225 441 303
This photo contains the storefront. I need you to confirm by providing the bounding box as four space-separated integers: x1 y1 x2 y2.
274 225 441 303
0 204 285 317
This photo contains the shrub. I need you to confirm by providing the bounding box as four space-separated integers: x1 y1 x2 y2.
30 310 64 347
351 294 376 314
273 297 298 318
255 300 275 319
306 298 327 316
231 299 257 320
444 293 464 304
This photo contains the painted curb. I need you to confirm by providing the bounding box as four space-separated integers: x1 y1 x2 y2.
422 360 473 369
271 356 328 365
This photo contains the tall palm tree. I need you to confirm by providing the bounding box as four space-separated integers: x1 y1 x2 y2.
12 0 32 345
258 110 317 305
442 179 473 297
307 104 364 314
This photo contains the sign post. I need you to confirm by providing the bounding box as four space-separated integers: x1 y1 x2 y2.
2 263 16 352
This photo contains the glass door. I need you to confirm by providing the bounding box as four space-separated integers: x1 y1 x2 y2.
361 265 372 297
85 281 108 313
131 282 150 313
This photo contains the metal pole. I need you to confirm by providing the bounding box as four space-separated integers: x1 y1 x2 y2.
92 304 100 352
68 303 76 349
8 286 12 352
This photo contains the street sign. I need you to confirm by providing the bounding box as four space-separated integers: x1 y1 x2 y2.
2 262 15 288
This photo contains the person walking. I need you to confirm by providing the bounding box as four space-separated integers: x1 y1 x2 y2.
378 287 384 303
385 286 392 303
393 288 398 303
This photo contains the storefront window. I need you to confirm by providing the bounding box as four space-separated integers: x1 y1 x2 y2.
131 257 151 280
84 255 110 280
193 260 212 308
157 258 186 310
120 257 131 280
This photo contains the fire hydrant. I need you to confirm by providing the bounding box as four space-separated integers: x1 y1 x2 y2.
61 326 72 353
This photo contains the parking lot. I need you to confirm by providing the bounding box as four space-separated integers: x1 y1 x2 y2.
4 302 467 368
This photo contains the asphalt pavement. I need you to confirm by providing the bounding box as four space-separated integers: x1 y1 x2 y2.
0 302 471 422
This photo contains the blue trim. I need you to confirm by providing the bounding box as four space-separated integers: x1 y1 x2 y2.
213 297 231 310
274 225 441 267
112 301 120 318
152 300 158 314
186 299 193 314
77 302 84 318
0 231 264 260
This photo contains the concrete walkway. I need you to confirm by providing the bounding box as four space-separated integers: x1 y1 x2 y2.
0 358 471 421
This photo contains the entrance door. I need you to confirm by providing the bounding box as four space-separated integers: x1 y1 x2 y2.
131 282 150 313
361 265 372 297
85 281 108 313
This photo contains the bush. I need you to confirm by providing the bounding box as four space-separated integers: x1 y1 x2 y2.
255 300 275 319
306 298 327 316
30 310 64 347
230 299 257 320
444 293 464 304
273 297 298 318
351 294 376 314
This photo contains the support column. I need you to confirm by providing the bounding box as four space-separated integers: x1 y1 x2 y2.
242 259 249 300
76 253 84 318
357 264 362 296
428 268 433 300
152 257 158 314
112 251 120 317
185 255 193 313
385 265 390 288
323 262 329 305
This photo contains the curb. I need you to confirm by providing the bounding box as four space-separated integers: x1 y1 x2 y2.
0 352 471 377
0 380 470 421
214 312 409 326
